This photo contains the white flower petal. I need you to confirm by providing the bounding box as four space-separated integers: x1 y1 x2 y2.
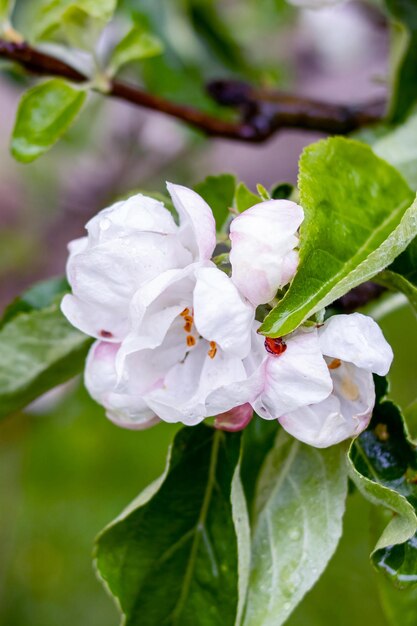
120 265 200 361
318 313 393 376
253 329 332 419
145 343 253 425
230 199 304 306
63 232 192 341
85 341 159 430
86 193 177 244
193 266 254 358
167 182 216 261
280 364 375 447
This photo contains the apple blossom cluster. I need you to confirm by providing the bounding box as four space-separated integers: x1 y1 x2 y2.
61 184 393 448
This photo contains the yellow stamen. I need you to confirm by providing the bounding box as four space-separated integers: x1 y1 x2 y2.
180 308 190 318
208 341 217 359
186 335 196 347
328 358 342 370
184 320 193 333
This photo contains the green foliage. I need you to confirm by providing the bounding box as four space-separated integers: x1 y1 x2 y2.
372 111 417 191
348 378 417 588
287 493 390 626
240 417 278 518
271 182 294 200
108 25 164 77
0 0 13 21
377 235 417 312
0 279 91 419
194 173 236 230
0 276 69 329
95 425 248 626
261 138 417 337
234 182 261 213
11 79 87 163
243 430 348 626
384 0 417 122
32 0 116 44
183 0 253 77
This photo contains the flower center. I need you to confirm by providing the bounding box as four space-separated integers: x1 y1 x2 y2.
180 308 217 358
264 337 287 356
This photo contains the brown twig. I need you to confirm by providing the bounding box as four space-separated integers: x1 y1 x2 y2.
0 40 386 142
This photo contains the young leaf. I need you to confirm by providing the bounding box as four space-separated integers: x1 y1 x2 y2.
95 425 249 626
33 0 116 43
108 25 163 76
348 380 417 588
243 430 348 626
384 0 417 122
11 79 86 163
194 173 236 230
234 182 261 213
261 138 417 337
0 302 91 419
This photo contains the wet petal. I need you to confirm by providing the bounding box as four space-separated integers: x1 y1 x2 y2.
167 182 216 261
230 199 304 306
85 341 159 430
280 362 375 447
193 266 254 359
253 328 332 419
318 313 393 376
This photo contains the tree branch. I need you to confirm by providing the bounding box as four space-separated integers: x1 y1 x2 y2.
0 40 386 142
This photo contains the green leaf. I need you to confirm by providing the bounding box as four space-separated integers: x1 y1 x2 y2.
0 276 69 329
372 111 417 190
0 0 14 21
260 138 417 337
0 302 91 419
240 416 279 519
194 173 236 230
243 430 348 626
11 79 87 163
375 223 417 314
348 380 417 588
108 25 164 76
287 492 390 626
33 0 116 43
271 182 294 200
95 425 249 626
385 0 417 122
184 0 253 77
234 182 261 213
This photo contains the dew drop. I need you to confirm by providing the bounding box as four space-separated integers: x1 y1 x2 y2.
283 602 291 612
289 529 300 541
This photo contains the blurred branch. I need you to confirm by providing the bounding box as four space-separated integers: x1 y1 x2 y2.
0 40 385 141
